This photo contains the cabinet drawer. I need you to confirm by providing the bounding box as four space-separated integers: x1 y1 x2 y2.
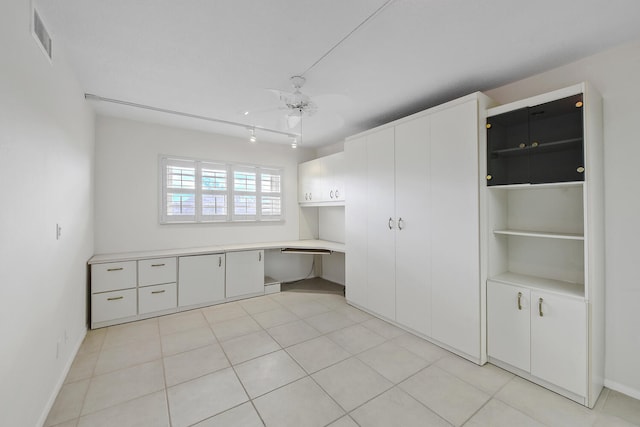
139 283 177 314
92 261 137 293
138 257 176 286
92 288 137 323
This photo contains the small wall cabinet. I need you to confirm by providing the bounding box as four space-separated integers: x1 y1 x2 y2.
298 152 345 205
485 83 604 407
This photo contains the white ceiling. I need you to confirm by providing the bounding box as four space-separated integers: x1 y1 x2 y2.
36 0 640 147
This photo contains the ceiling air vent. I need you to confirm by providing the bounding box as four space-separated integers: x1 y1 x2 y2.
33 8 52 60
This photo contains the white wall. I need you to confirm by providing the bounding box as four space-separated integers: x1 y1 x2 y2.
94 115 315 253
485 39 640 399
0 1 95 426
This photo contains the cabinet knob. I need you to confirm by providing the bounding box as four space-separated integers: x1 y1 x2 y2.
576 101 583 108
486 175 492 180
519 143 526 149
531 142 539 148
486 123 492 129
577 167 585 173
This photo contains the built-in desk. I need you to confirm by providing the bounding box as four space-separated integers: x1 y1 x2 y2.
87 240 345 328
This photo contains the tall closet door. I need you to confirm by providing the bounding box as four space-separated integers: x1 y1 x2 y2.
394 116 431 335
345 136 368 308
366 127 396 320
430 100 482 358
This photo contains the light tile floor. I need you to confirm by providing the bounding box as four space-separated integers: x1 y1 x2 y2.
46 283 640 427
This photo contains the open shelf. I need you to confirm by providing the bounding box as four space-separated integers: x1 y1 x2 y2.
489 272 584 299
491 138 583 157
493 229 584 241
487 181 584 190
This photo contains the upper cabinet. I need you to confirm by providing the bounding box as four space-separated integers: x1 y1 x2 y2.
487 93 584 186
298 152 345 206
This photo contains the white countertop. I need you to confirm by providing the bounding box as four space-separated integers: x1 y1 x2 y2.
88 239 345 264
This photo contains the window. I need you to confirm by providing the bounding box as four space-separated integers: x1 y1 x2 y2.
160 156 283 223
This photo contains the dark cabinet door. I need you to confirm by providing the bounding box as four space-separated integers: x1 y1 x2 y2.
487 107 529 186
529 94 584 184
487 94 584 186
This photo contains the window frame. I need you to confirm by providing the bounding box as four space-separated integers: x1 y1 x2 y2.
159 155 284 224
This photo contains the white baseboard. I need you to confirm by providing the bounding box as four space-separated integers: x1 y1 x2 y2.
37 327 87 427
604 379 640 401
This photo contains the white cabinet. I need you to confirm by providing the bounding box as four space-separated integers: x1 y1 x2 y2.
138 257 176 286
344 136 368 308
178 254 226 308
226 250 265 298
298 152 345 205
345 92 491 361
91 261 138 327
487 280 587 397
485 83 603 407
139 283 177 315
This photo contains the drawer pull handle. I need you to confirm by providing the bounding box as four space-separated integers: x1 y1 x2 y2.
330 190 334 199
151 263 165 267
218 256 222 267
335 190 339 198
538 298 544 317
107 268 123 272
107 296 124 301
151 290 166 294
258 252 262 262
517 292 522 310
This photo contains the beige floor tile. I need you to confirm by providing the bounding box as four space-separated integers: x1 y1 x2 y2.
167 367 248 427
81 360 165 415
435 355 514 395
194 402 263 426
361 318 405 339
305 311 355 334
464 399 544 427
326 416 359 427
391 333 449 362
286 336 351 373
65 351 99 383
357 341 429 383
163 343 230 387
94 336 161 375
313 293 349 309
335 305 374 323
350 387 450 427
593 413 640 427
49 420 78 427
235 350 306 398
210 315 262 342
160 326 215 356
77 391 169 427
286 300 332 318
327 324 386 355
267 319 321 348
253 377 344 427
312 357 392 411
220 330 281 365
495 376 596 427
601 389 640 425
78 329 106 355
158 310 208 335
239 296 282 314
102 319 159 349
399 365 490 426
251 307 298 329
202 302 247 324
45 379 90 426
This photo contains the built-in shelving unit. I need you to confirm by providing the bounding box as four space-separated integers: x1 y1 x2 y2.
485 83 604 408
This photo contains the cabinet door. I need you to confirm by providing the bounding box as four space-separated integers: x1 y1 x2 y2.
366 127 396 320
325 152 345 202
394 116 431 335
487 281 531 371
226 250 264 298
531 291 587 396
298 161 313 203
345 136 368 307
178 254 225 307
430 100 482 358
486 108 529 186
